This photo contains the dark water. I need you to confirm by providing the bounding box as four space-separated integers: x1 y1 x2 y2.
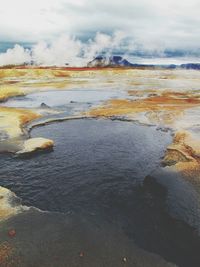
1 119 200 266
1 119 171 213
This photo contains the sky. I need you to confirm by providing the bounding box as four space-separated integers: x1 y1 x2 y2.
0 0 199 65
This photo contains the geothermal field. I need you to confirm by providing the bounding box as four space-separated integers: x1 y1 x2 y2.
1 67 200 266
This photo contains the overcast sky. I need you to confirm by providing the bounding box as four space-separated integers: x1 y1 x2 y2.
0 0 200 53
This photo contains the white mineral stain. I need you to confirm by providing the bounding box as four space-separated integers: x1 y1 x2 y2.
0 186 28 221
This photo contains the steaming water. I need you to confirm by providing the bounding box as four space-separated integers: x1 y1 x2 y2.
1 119 200 266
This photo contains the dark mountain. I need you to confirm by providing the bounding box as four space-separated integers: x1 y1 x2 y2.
87 55 135 67
180 63 200 70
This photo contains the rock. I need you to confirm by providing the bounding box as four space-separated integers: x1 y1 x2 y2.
87 55 135 68
17 138 54 155
123 257 127 263
40 102 50 109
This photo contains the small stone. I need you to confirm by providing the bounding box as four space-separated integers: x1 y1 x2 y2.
8 229 16 238
40 103 50 109
123 257 127 263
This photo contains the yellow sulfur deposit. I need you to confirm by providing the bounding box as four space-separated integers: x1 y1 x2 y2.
17 137 54 154
0 86 25 102
0 107 40 139
0 186 26 221
164 131 200 179
90 92 200 116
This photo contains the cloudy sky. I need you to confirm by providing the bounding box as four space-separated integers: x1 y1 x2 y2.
0 0 199 65
0 0 199 45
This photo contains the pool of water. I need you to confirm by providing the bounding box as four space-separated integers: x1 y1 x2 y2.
0 119 171 212
1 119 200 266
1 89 128 109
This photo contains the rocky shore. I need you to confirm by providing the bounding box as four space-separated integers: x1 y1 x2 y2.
1 67 200 266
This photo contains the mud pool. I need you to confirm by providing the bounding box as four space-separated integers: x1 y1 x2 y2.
0 119 200 266
1 89 128 109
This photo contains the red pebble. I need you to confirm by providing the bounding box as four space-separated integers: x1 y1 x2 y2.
79 251 84 257
8 229 16 238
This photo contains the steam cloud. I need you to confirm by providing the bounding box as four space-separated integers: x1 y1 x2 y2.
0 45 31 66
0 32 128 67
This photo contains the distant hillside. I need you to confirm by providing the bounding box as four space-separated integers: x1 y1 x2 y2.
87 55 200 70
180 63 200 70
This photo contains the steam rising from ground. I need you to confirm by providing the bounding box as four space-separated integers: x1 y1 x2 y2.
0 32 127 67
0 45 31 66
